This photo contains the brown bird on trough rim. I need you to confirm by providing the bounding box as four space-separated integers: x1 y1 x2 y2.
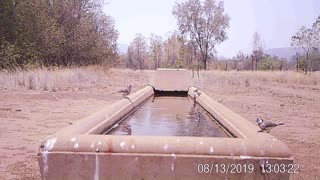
117 85 132 96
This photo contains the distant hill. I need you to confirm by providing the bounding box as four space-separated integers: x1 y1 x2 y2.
118 43 129 54
264 47 305 60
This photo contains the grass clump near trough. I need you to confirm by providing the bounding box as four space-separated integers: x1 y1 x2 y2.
194 71 320 89
0 67 153 91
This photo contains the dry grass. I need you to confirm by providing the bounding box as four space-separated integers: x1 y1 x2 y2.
194 71 320 89
0 67 153 91
1 68 319 92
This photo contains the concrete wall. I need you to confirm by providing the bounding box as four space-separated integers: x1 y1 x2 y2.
55 86 154 135
38 70 293 179
150 68 193 91
39 134 292 180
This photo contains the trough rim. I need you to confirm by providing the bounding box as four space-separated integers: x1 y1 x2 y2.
39 85 293 160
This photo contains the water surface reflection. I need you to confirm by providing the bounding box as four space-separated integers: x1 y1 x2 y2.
107 96 229 137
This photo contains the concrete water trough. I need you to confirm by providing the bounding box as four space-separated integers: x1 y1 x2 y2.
38 68 293 180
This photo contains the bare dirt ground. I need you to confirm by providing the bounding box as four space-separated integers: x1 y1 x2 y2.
0 69 319 179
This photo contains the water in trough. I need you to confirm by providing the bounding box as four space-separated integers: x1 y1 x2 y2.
105 96 230 137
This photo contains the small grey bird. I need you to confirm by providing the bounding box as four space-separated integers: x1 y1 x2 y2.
256 118 284 133
117 85 132 96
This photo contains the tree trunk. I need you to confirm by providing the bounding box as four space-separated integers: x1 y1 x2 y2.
203 59 207 70
296 53 299 72
255 56 258 70
203 52 208 70
251 56 254 71
305 52 308 74
225 61 228 71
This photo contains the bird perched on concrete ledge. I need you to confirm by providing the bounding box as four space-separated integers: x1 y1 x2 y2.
194 89 201 96
115 85 132 96
256 118 284 133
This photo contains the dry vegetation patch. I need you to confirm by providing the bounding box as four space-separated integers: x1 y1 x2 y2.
0 67 153 91
194 71 320 89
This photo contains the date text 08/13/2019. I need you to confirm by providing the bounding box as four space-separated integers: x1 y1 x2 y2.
197 163 300 174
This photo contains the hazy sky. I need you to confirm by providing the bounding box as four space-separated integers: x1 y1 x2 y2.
103 0 320 58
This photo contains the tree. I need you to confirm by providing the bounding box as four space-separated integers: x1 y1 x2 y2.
252 32 265 51
129 34 148 70
235 51 246 70
0 0 16 45
251 32 264 71
291 26 313 73
163 32 183 67
172 0 230 70
149 34 163 69
126 45 134 68
183 40 198 68
313 16 320 50
291 16 320 73
0 0 118 69
258 56 281 71
47 0 118 66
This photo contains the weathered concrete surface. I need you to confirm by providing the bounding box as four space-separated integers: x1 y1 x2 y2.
39 135 292 180
40 135 292 157
150 68 192 91
56 86 154 135
188 87 260 138
39 153 292 180
38 70 293 179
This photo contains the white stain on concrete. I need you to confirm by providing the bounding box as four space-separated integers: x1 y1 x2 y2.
73 143 79 149
240 155 253 159
112 123 119 129
42 152 49 179
120 142 126 149
42 138 57 179
210 146 214 153
94 154 99 180
45 138 57 151
171 153 176 160
163 144 169 150
71 137 76 142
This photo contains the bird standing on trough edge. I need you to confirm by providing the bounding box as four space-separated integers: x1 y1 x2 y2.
194 89 201 96
116 85 132 96
256 118 284 133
